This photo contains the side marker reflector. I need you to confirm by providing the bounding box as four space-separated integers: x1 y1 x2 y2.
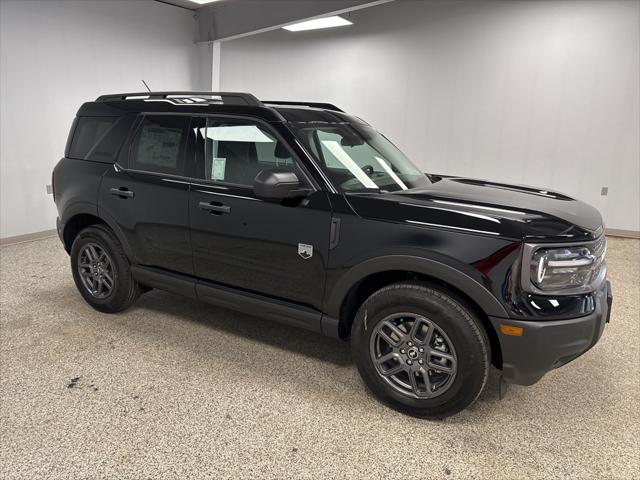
500 324 524 336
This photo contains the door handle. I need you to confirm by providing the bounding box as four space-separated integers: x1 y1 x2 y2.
110 187 134 199
199 201 231 215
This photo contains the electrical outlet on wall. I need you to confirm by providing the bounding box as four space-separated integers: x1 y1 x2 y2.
600 186 608 196
46 185 53 195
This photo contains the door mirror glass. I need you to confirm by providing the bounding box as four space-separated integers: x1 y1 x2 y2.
253 169 310 199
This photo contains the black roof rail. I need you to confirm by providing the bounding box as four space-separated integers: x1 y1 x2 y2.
262 100 344 112
95 91 263 107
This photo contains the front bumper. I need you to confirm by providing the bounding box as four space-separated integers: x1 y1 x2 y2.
490 280 612 386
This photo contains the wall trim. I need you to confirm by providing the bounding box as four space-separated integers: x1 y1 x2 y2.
606 228 640 239
0 229 57 247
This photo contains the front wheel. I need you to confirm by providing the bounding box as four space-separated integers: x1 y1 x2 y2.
351 282 490 419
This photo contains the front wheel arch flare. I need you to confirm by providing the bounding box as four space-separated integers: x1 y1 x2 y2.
335 266 504 368
330 255 509 321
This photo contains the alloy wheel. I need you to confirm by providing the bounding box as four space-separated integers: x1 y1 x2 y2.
77 242 115 299
369 312 458 399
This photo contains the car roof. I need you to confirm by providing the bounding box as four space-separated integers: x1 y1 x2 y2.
77 92 364 124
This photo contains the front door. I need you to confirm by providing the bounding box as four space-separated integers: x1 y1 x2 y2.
187 116 332 311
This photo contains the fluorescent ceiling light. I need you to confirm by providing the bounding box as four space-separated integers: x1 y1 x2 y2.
189 0 225 4
283 16 352 32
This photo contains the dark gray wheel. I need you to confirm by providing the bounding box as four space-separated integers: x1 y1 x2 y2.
351 281 490 419
70 224 141 313
77 243 116 299
370 312 458 399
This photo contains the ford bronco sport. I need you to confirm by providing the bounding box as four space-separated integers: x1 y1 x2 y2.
53 92 612 418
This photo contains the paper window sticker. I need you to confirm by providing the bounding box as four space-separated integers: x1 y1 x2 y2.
212 157 226 180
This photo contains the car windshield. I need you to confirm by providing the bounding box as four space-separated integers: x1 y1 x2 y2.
292 123 430 193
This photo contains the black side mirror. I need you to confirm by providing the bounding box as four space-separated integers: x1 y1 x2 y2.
253 169 311 199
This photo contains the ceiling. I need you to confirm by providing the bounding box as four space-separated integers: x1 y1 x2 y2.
156 0 392 42
157 0 214 10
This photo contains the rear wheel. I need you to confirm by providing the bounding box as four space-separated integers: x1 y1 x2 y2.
351 282 490 419
70 225 141 313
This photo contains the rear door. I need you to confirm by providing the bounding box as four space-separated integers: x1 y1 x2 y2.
187 116 332 311
99 114 193 275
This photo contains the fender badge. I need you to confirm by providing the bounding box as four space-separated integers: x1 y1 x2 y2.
298 243 313 260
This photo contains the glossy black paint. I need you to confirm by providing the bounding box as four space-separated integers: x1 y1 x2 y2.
323 193 514 316
53 158 109 241
336 186 604 321
53 95 610 385
491 280 611 385
189 184 332 312
350 179 602 242
99 168 193 275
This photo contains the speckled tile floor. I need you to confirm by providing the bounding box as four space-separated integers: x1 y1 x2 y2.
0 236 638 479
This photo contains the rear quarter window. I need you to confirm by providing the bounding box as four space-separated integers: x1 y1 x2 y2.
68 116 118 160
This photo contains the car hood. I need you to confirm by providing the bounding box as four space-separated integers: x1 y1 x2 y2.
345 176 603 241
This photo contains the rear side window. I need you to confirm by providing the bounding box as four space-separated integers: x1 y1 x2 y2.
128 115 189 175
68 117 118 160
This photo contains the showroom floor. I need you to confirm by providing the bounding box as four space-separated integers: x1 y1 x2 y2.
1 236 638 479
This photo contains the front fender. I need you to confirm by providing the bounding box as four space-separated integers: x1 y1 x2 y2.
325 254 510 320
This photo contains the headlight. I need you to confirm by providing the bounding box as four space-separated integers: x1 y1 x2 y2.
522 238 606 294
531 247 595 290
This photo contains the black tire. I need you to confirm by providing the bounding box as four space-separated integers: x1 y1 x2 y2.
70 224 141 313
351 281 490 419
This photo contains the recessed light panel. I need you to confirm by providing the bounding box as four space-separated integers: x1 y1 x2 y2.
283 16 353 32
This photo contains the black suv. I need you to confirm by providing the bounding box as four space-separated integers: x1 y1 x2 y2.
53 92 612 418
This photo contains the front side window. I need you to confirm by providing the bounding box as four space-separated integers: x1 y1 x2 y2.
194 118 296 187
294 123 429 193
129 115 189 175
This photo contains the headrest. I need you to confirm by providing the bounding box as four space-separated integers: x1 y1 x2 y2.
217 141 257 162
274 141 291 159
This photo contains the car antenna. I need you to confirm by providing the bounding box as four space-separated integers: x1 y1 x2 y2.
141 79 151 92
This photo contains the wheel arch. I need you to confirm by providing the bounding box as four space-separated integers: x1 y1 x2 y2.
62 212 132 261
326 256 508 367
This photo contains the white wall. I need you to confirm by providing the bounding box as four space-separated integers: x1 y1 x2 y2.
219 0 640 232
0 0 210 238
